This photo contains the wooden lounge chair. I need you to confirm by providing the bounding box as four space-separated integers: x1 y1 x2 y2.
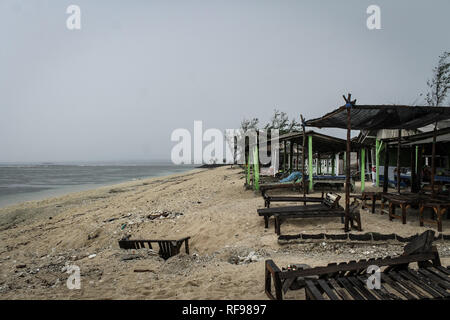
265 231 449 300
118 237 190 260
258 193 362 234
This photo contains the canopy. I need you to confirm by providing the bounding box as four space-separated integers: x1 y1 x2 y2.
305 105 450 130
279 130 365 153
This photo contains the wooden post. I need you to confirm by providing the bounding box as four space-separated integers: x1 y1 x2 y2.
289 140 293 173
361 148 365 192
375 139 381 187
411 146 417 193
431 123 437 197
383 144 389 193
397 129 401 194
301 115 307 198
296 142 300 171
332 154 336 175
283 141 287 172
344 95 353 232
317 153 321 175
308 135 313 191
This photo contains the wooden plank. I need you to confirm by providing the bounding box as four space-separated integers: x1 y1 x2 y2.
347 276 378 300
389 272 428 300
355 276 386 300
409 270 449 297
305 280 325 300
279 252 436 280
398 270 442 299
382 273 416 300
418 269 450 290
428 267 450 282
317 279 340 300
337 277 365 300
328 278 352 300
436 266 450 276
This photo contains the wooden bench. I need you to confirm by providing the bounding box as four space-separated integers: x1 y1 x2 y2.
118 237 190 260
258 193 362 234
265 231 449 300
262 191 324 208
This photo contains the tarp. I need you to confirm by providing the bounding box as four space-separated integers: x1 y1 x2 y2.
305 105 450 130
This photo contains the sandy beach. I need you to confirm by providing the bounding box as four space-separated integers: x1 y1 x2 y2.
0 166 449 300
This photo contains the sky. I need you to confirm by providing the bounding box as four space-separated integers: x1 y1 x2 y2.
0 0 449 163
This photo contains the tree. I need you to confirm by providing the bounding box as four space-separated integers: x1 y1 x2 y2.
264 109 301 135
425 51 450 107
424 51 450 196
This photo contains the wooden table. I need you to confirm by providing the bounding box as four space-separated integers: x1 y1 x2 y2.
352 191 383 213
381 193 421 225
420 198 450 232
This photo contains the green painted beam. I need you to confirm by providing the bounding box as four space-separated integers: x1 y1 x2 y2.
253 146 259 191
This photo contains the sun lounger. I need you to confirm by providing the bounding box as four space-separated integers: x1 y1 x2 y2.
265 230 449 300
118 237 190 260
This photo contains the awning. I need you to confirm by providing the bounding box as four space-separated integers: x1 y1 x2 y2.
305 105 450 130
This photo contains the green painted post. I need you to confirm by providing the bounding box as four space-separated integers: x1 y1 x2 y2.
246 161 251 186
361 148 365 192
308 135 313 191
253 146 260 191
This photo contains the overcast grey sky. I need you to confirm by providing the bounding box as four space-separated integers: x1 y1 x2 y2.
1 0 449 163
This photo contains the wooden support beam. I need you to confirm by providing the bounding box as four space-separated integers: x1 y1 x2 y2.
383 144 390 193
397 130 401 194
309 135 313 191
361 148 365 192
431 123 437 197
301 115 307 197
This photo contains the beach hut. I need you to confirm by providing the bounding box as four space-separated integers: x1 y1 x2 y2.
305 95 450 231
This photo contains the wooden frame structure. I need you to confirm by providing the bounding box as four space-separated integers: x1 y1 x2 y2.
118 237 190 260
265 231 448 300
305 96 450 232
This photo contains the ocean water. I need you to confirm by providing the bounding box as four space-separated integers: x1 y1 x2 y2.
0 162 196 208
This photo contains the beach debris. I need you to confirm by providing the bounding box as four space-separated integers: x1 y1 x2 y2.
229 251 260 265
88 254 97 259
147 210 183 220
87 229 101 240
121 223 127 230
16 264 27 269
133 269 154 273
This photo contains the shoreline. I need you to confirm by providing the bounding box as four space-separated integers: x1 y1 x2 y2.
0 165 199 210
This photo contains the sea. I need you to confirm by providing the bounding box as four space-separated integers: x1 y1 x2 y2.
0 162 197 208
